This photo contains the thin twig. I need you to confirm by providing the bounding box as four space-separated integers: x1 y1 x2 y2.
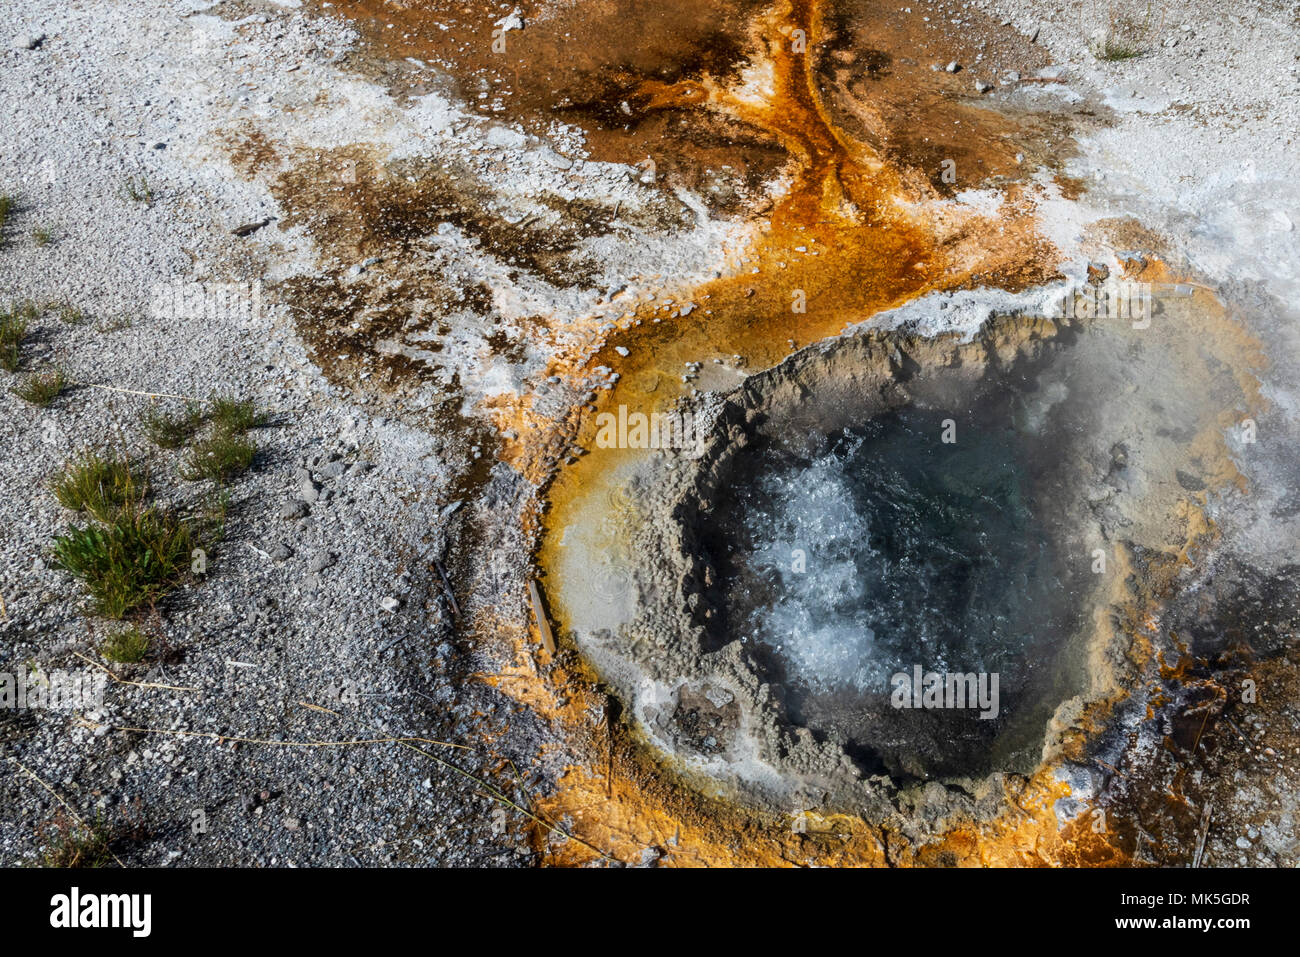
1219 714 1254 751
72 380 204 401
1192 802 1212 868
74 700 614 863
529 579 556 654
1191 707 1213 753
72 651 198 693
606 715 614 799
507 759 534 813
434 559 460 617
1094 758 1128 779
387 732 610 862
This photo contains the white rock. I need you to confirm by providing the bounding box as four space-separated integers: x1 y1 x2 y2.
485 126 526 150
495 8 524 32
538 148 572 169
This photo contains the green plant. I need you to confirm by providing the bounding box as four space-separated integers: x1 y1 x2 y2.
39 814 114 868
11 367 66 406
121 176 153 205
181 432 256 484
209 396 265 434
141 401 204 449
100 626 150 663
0 303 32 371
1090 33 1144 59
0 194 12 244
32 226 53 247
55 303 86 325
1086 1 1164 60
204 488 232 541
51 504 197 619
52 452 145 521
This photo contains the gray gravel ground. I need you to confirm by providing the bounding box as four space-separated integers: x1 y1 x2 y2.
0 0 554 867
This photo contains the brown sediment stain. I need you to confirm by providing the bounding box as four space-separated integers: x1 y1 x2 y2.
310 0 778 202
259 141 654 427
273 0 1080 462
224 125 282 180
312 0 1066 199
271 148 620 284
815 0 1062 196
493 0 1068 488
1084 216 1171 258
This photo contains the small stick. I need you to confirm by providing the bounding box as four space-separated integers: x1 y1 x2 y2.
529 579 556 654
1094 757 1128 779
1220 714 1254 751
76 714 471 752
1191 707 1213 753
606 709 614 799
72 651 199 693
232 218 272 237
71 381 204 401
1192 802 1212 868
434 559 459 617
307 702 611 862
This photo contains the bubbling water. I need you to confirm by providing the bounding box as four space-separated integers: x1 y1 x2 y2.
700 400 1086 778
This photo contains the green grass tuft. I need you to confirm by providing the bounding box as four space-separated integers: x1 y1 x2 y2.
32 226 54 247
100 626 151 663
0 303 33 372
1087 2 1163 61
51 504 197 619
141 401 204 449
204 488 232 541
182 432 256 484
1091 35 1144 60
121 176 154 205
40 815 114 868
209 396 266 434
55 303 86 325
52 452 146 521
11 367 66 406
